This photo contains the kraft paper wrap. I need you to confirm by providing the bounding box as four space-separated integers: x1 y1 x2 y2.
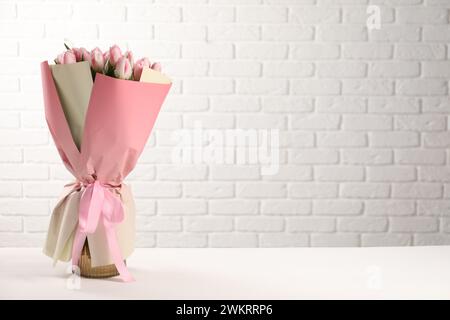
41 61 171 267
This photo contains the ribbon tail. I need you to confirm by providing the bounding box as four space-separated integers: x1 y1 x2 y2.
71 227 86 272
104 226 134 282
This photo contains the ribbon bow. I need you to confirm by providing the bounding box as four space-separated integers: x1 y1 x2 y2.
71 180 134 282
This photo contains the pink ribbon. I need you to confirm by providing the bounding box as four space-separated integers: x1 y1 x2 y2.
71 180 134 282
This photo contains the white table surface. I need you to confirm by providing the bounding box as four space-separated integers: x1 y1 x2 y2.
1 246 450 300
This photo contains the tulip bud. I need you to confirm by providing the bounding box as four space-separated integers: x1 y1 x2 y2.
90 47 105 73
151 62 162 72
71 48 84 62
81 48 91 62
124 50 134 66
109 45 122 67
114 56 132 80
56 50 76 64
133 57 150 81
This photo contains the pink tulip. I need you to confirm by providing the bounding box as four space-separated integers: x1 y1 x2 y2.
90 47 105 73
81 48 91 62
133 57 150 81
151 62 162 72
72 47 84 62
114 56 132 80
103 50 110 63
56 50 76 64
124 50 134 66
109 45 122 67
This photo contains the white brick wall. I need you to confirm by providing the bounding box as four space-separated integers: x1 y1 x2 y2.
0 0 450 248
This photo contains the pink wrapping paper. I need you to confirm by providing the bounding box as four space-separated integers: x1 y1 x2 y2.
41 61 171 280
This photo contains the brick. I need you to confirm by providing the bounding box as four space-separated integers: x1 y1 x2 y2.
397 79 448 96
368 98 420 114
291 114 340 129
184 182 234 198
370 25 421 42
132 182 181 198
209 233 258 247
290 6 340 23
314 200 363 216
343 115 392 131
311 234 360 247
395 44 446 60
157 233 207 247
262 25 313 41
237 6 287 23
341 183 390 199
362 234 412 247
397 7 448 24
292 79 341 95
369 62 420 78
317 132 367 147
365 200 415 216
315 166 365 182
259 234 309 247
210 200 259 215
0 216 22 232
237 183 286 198
368 166 416 182
0 199 49 216
128 5 181 22
185 217 233 232
395 149 445 165
343 80 394 96
137 216 181 232
157 165 207 180
261 200 311 215
393 183 442 199
211 96 260 113
396 115 447 132
236 217 284 232
391 217 439 232
73 4 125 21
316 97 366 113
211 61 261 77
290 149 339 164
343 44 393 59
158 200 207 215
317 62 366 78
287 217 335 232
338 218 388 232
208 25 260 41
183 43 233 59
262 97 313 113
290 183 338 198
318 25 367 41
184 6 234 22
342 149 393 165
237 79 288 95
370 132 419 147
291 44 340 60
237 43 288 59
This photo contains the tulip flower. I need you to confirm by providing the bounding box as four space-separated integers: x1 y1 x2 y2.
56 50 76 64
133 57 150 81
124 51 134 66
114 56 132 80
81 48 91 62
151 62 162 72
71 48 84 62
90 47 105 73
109 45 122 67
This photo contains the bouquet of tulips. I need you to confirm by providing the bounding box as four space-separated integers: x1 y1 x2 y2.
41 44 171 282
55 44 162 81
